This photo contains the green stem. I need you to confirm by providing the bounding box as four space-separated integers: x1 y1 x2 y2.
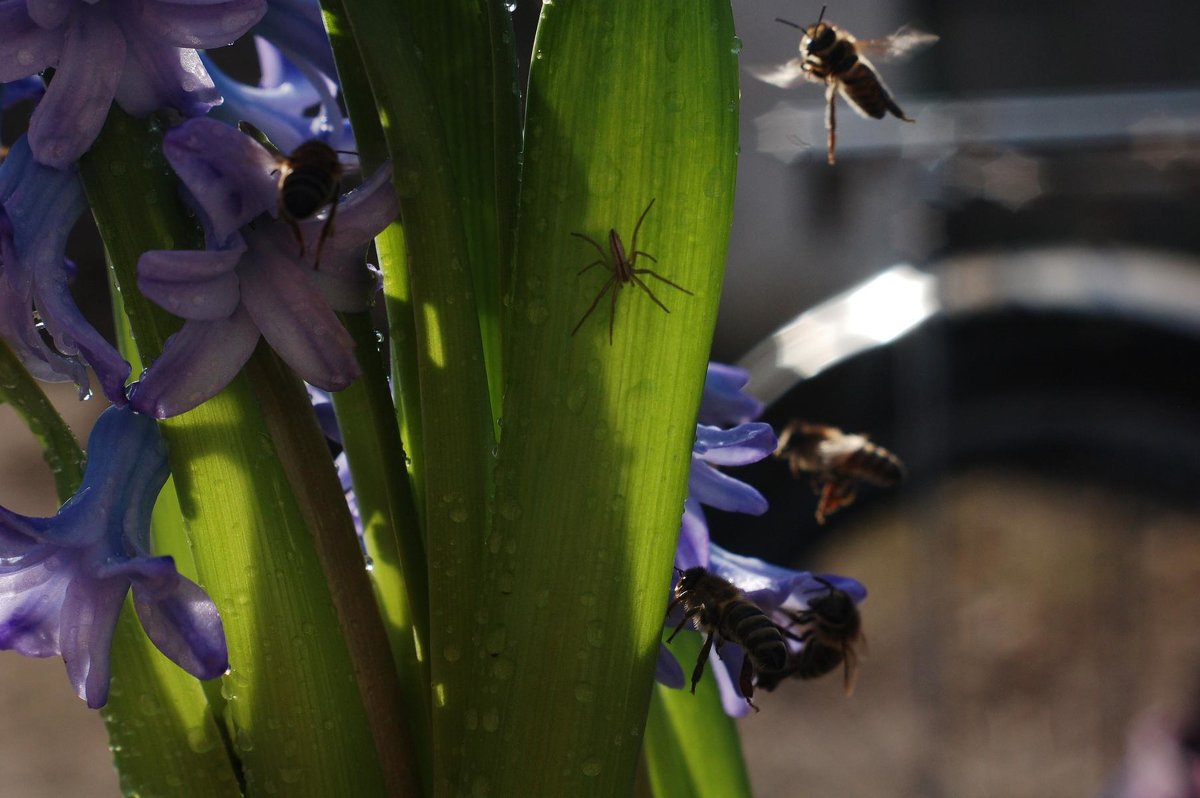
0 339 85 497
331 311 433 794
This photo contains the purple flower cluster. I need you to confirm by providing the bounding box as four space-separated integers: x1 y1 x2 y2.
0 405 227 707
129 117 396 418
1 0 265 168
659 363 868 717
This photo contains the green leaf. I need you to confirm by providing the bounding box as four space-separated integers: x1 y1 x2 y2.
81 108 403 797
644 632 753 798
458 0 740 794
328 0 499 790
102 281 242 798
0 339 86 499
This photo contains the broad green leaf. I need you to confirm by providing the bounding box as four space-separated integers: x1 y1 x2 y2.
328 0 499 791
458 1 740 794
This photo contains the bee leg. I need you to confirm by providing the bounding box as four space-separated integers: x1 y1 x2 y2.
284 213 307 260
738 655 760 712
666 607 696 643
313 196 338 271
690 631 715 694
825 82 837 166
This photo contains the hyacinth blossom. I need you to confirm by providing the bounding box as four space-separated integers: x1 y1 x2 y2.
0 405 228 708
0 135 130 403
203 0 351 153
129 117 397 418
659 363 869 716
0 0 266 169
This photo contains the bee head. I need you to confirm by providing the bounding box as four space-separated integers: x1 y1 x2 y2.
675 567 707 594
803 5 835 52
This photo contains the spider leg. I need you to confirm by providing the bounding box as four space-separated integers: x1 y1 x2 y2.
570 231 609 261
634 268 694 295
571 277 617 337
629 274 671 314
632 251 658 263
577 259 607 276
629 198 656 253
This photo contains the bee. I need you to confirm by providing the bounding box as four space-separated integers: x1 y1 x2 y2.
752 6 937 164
238 121 344 268
775 421 905 524
570 199 693 345
667 567 788 711
759 576 865 695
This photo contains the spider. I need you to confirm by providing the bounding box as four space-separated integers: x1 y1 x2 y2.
570 199 693 344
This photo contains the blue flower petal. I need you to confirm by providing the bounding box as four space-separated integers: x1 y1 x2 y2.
239 224 360 390
130 308 261 418
0 4 59 83
0 406 227 706
688 459 769 516
138 244 245 321
698 362 762 426
1 136 130 402
115 36 219 117
163 118 279 243
693 422 777 466
655 643 685 690
27 5 125 168
139 0 266 49
1 77 46 109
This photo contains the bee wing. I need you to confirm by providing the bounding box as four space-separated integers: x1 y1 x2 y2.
834 56 906 119
855 26 939 61
237 121 287 163
747 57 812 89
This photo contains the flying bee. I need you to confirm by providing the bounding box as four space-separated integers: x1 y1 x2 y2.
570 199 694 345
238 121 345 269
667 567 788 711
775 421 905 524
751 6 937 164
759 576 865 695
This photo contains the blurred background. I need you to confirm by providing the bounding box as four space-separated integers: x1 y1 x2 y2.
4 0 1200 794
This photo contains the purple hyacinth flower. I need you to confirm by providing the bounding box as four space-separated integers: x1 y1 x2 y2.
0 135 130 403
694 545 868 718
0 405 228 707
129 117 396 418
659 362 869 716
1 0 265 168
203 37 353 156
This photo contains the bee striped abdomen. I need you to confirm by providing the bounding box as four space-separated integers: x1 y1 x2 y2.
725 601 788 672
837 443 905 486
280 142 341 220
792 641 845 680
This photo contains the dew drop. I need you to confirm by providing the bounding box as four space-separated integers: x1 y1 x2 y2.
481 708 500 732
574 682 595 703
586 620 605 647
730 35 744 54
581 758 602 777
443 644 462 662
